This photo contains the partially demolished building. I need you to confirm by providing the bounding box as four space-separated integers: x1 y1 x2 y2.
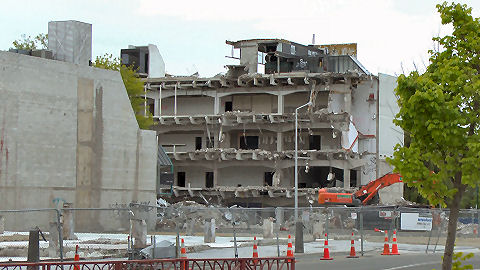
139 39 403 207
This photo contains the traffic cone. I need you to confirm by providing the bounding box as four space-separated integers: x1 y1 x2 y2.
180 238 188 270
381 230 390 255
390 230 400 255
320 233 333 260
347 232 358 258
287 234 294 259
252 236 259 265
74 245 80 270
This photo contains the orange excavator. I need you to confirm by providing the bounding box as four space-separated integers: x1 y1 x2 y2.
318 173 402 206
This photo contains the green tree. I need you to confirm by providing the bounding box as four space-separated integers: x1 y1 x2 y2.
93 54 154 129
12 34 48 50
388 2 480 269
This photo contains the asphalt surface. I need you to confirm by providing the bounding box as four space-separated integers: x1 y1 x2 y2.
295 252 480 270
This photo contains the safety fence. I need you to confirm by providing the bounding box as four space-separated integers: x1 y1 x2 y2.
0 205 479 262
0 257 294 270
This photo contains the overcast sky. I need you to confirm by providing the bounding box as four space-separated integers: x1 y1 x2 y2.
1 0 479 77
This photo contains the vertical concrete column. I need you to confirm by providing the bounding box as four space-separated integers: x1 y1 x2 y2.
214 95 220 115
27 229 40 263
158 85 162 116
0 216 4 234
204 219 216 243
344 78 352 114
263 218 274 238
213 162 219 187
276 132 283 152
344 165 351 189
62 203 77 240
275 207 284 228
131 219 147 249
277 94 284 114
48 222 60 257
186 219 195 236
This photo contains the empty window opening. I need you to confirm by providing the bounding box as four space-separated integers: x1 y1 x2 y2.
205 172 214 188
298 166 344 188
195 137 202 150
240 136 259 150
309 135 321 150
206 137 214 148
264 172 274 186
144 53 149 74
225 101 233 112
350 169 358 188
177 172 186 187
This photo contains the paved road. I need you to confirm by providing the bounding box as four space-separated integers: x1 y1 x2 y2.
295 252 480 270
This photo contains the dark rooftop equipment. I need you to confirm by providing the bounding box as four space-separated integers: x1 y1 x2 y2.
121 46 149 75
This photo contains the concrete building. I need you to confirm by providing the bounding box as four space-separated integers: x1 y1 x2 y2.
140 39 403 207
0 21 157 232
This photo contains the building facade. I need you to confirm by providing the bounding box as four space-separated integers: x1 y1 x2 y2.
140 39 402 207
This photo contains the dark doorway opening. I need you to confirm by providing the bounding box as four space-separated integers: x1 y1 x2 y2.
350 169 357 188
195 137 202 150
205 172 214 188
309 135 321 150
177 172 186 187
240 136 259 150
264 172 273 186
225 101 233 112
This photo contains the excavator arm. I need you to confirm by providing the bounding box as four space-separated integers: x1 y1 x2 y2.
318 173 402 205
353 173 402 205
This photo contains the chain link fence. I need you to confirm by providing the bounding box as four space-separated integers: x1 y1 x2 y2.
0 205 479 262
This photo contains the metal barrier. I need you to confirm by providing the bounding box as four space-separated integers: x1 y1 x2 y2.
0 257 294 270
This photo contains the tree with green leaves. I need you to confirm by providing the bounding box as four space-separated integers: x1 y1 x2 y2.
12 34 48 50
388 2 480 269
93 54 154 129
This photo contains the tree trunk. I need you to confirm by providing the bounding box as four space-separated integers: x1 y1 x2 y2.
442 174 465 270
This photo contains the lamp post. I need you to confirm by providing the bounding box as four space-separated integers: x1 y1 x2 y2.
294 101 312 253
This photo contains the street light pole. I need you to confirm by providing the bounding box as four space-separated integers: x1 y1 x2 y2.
294 101 311 253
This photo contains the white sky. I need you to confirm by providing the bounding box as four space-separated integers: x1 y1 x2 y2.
1 0 479 77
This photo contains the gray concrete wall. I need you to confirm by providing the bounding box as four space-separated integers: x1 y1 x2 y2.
0 51 157 232
161 96 214 116
218 166 267 186
351 79 378 184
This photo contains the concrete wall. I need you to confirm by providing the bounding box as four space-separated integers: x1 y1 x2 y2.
218 166 268 186
284 92 310 113
0 51 157 232
378 73 403 158
162 96 214 115
351 79 378 184
231 94 275 113
159 132 204 152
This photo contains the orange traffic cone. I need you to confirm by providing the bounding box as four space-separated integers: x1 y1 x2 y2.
381 230 390 255
252 236 259 264
252 237 259 258
390 230 400 255
74 245 80 270
320 233 333 260
180 238 188 270
286 234 294 259
347 232 358 258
